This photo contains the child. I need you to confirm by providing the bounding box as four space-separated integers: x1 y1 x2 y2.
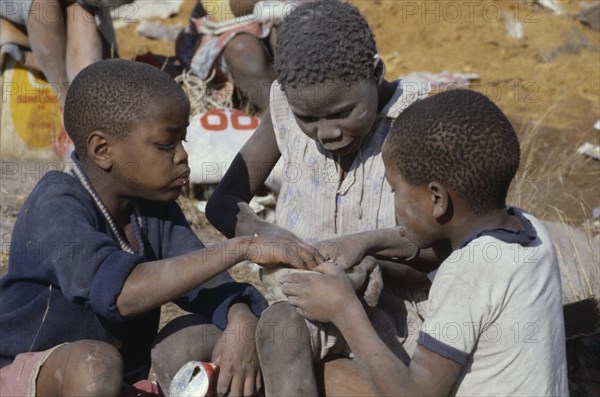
281 89 569 395
0 59 321 396
1 0 119 106
178 0 309 112
206 1 434 394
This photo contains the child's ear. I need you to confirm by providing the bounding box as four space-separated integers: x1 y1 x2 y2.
87 131 112 171
428 182 452 223
373 55 386 85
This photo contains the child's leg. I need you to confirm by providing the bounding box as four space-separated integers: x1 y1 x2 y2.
316 358 376 396
151 314 221 393
64 2 103 81
26 0 69 105
222 33 276 112
36 340 123 396
256 302 318 396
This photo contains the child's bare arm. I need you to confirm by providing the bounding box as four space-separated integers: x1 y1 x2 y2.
318 227 445 272
281 263 462 396
206 107 291 239
116 235 322 316
377 259 431 289
336 305 462 396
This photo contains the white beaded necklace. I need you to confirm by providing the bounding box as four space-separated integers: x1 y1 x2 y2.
70 162 142 255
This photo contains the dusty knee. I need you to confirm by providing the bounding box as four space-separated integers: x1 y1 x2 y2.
257 302 309 351
224 35 262 60
256 304 316 390
56 340 123 397
223 34 271 75
71 341 122 391
258 302 306 331
152 315 219 365
151 317 219 392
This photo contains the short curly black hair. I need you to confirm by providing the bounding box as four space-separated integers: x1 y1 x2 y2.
274 0 377 91
64 59 189 159
384 89 520 214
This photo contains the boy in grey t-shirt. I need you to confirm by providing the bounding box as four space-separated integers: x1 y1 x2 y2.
279 89 568 395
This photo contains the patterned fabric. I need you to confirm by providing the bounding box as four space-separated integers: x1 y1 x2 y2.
176 1 272 80
189 22 271 80
267 80 430 359
270 79 429 245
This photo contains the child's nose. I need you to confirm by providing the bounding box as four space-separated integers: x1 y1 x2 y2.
175 141 188 163
317 125 343 143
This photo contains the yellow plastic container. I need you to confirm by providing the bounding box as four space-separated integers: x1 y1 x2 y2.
1 58 65 160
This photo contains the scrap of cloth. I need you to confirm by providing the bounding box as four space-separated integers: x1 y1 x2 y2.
176 1 310 79
176 1 271 80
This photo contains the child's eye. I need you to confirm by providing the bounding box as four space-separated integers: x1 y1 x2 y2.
297 115 318 123
157 143 176 151
328 109 352 120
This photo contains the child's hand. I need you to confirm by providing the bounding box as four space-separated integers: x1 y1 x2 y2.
351 256 384 307
280 262 360 324
244 235 325 270
317 235 368 271
211 305 262 396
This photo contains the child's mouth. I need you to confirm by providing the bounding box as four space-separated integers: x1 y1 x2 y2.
325 138 356 155
175 170 191 186
178 177 190 186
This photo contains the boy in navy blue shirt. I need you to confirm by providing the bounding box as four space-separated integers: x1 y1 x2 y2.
0 59 321 396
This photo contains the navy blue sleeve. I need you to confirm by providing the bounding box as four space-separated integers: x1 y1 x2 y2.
158 201 205 257
9 173 144 323
175 282 268 329
159 202 267 328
